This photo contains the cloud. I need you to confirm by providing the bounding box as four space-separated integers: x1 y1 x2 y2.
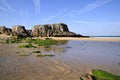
0 0 17 13
33 0 40 14
109 22 120 26
72 20 95 24
43 13 63 22
0 5 9 12
43 9 69 22
43 9 78 22
59 9 77 18
78 0 112 14
20 10 31 23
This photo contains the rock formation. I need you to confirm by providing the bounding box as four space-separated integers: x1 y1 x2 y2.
0 23 83 37
11 25 28 37
0 26 12 35
31 23 79 37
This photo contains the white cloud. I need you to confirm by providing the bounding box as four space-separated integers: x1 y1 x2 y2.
20 10 31 23
43 9 78 22
0 5 9 12
33 0 40 14
72 20 95 24
59 9 77 18
43 13 63 22
79 0 112 14
43 9 69 22
109 22 120 26
0 0 17 13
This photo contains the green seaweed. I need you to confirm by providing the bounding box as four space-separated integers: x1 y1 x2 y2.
92 70 120 80
36 54 55 57
19 43 35 48
32 50 41 53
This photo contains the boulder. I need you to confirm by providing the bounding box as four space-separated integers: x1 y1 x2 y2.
11 25 28 37
0 26 12 35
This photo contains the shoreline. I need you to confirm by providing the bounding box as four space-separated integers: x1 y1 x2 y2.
45 37 120 42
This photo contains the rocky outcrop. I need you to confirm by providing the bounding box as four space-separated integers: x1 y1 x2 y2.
0 23 84 37
0 26 12 35
31 23 80 37
11 25 28 37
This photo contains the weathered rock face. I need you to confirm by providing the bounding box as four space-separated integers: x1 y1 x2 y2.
11 25 28 37
31 23 78 37
0 23 83 37
0 26 12 35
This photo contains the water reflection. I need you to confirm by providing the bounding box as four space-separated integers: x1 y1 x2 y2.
38 40 69 53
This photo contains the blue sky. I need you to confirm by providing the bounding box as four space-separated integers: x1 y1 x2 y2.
0 0 120 36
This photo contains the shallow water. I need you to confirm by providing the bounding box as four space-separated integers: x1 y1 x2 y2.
0 40 120 80
55 40 120 75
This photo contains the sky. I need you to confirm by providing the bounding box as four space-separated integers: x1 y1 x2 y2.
0 0 120 36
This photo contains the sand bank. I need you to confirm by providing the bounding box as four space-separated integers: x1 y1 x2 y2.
46 37 120 42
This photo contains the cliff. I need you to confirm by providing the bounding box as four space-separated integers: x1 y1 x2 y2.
0 23 83 37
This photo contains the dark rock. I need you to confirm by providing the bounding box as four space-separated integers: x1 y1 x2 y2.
11 25 28 37
0 26 12 35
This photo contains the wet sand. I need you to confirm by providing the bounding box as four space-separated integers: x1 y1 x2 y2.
0 37 120 80
0 43 87 80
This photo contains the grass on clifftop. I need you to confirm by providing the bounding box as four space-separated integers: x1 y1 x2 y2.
92 70 120 80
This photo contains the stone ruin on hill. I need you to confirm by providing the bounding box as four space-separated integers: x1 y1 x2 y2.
0 23 83 37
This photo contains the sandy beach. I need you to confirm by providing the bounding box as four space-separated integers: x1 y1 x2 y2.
49 37 120 42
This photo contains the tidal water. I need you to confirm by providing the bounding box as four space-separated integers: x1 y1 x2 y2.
0 40 120 80
55 40 120 75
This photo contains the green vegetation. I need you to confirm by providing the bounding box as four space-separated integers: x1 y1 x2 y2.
92 70 120 80
19 43 35 48
25 38 57 47
34 38 57 46
36 54 55 57
3 37 68 48
56 40 68 45
17 50 55 57
5 37 24 43
18 53 30 56
32 50 41 53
